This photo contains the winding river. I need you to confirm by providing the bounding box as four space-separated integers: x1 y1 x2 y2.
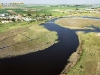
0 18 79 75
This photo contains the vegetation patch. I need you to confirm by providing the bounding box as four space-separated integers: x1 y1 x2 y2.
72 12 100 18
56 18 100 75
60 37 84 75
60 32 100 75
66 32 100 75
0 24 58 59
55 18 100 28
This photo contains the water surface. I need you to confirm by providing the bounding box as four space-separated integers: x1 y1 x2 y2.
0 18 79 75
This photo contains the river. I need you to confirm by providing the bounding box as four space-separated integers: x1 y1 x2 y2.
0 18 79 75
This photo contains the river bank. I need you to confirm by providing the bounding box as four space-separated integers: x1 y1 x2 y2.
55 17 100 75
67 32 100 75
0 18 79 75
60 32 84 75
0 23 58 58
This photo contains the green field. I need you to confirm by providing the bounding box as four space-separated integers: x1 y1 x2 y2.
0 21 43 33
0 5 91 16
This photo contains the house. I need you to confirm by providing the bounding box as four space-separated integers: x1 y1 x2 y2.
0 12 33 23
22 17 32 21
0 13 5 17
1 20 12 23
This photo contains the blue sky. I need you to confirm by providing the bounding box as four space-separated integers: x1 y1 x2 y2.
0 0 100 4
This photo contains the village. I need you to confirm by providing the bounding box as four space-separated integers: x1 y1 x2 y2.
0 4 100 24
0 4 53 23
0 9 99 24
0 11 53 23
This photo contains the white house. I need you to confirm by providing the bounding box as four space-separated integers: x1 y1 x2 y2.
1 20 13 23
22 17 32 21
0 14 5 17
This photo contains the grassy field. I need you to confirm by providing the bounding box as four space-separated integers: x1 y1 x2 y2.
0 21 46 33
0 9 9 13
71 12 100 18
1 5 100 18
55 18 100 75
55 18 100 28
0 8 25 14
0 22 58 58
67 32 100 75
0 5 89 17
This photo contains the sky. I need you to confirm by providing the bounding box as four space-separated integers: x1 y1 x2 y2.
0 0 100 4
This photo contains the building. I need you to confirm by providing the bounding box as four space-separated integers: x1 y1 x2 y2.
0 14 5 17
0 2 24 7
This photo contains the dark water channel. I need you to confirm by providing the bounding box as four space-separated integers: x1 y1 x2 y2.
0 18 79 75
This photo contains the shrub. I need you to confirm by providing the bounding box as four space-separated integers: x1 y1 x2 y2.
68 52 78 63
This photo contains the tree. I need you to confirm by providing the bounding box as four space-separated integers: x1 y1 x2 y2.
0 5 2 9
27 9 32 16
27 13 31 16
75 8 79 10
0 18 1 22
11 18 15 22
